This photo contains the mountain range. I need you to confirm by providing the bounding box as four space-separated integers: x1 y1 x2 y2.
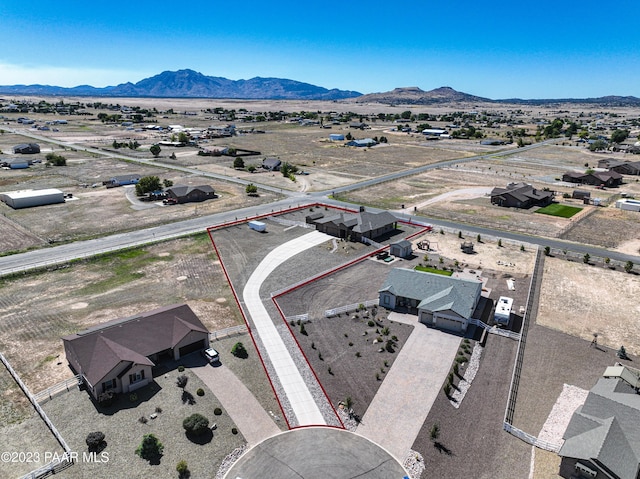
0 69 639 106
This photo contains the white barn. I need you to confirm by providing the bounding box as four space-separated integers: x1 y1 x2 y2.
0 189 65 209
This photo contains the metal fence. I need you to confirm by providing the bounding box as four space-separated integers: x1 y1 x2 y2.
468 318 521 340
285 314 309 323
33 375 81 404
502 422 562 453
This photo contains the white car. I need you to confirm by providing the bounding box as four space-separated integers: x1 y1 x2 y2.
202 347 220 363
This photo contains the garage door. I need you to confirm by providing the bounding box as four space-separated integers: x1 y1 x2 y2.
435 317 463 333
178 339 206 357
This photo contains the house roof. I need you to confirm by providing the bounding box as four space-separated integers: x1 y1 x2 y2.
315 209 396 235
491 182 553 203
262 158 281 168
167 185 215 198
379 268 482 319
391 239 412 249
110 174 141 182
63 304 209 387
560 372 640 479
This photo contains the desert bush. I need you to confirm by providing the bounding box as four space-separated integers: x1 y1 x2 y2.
97 391 115 407
176 375 188 389
155 406 163 413
136 434 163 460
367 320 375 327
214 407 222 416
176 459 189 477
86 431 106 452
178 365 185 372
231 427 238 435
231 342 248 358
138 416 148 424
183 413 210 436
196 388 204 397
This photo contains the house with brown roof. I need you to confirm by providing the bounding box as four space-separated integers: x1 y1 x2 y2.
306 207 397 241
562 170 623 187
490 182 554 208
62 304 210 399
598 159 640 176
165 185 216 203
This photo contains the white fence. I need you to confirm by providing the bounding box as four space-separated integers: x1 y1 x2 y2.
33 375 81 404
468 318 521 340
361 236 385 249
502 422 562 453
325 299 379 318
285 314 309 323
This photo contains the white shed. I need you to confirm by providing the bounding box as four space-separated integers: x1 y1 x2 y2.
0 189 65 209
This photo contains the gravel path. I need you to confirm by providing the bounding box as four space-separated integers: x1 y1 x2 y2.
450 343 483 408
537 383 588 445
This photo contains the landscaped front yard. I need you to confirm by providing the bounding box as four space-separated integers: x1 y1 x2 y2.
535 203 582 218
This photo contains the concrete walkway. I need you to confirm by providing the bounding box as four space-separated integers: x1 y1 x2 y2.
356 312 461 461
187 359 281 446
242 230 332 426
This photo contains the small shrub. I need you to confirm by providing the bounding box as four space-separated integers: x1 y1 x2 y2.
176 375 188 389
384 360 389 367
311 342 316 349
318 351 323 360
155 406 163 413
290 320 295 326
328 367 333 375
231 342 248 358
183 413 210 436
443 383 451 397
447 372 454 384
176 460 189 476
376 373 380 381
300 323 307 335
178 365 185 372
367 320 375 327
136 433 163 460
214 407 222 416
86 431 106 452
455 355 466 364
355 352 361 358
97 391 115 407
344 333 348 338
231 427 238 435
138 416 148 424
196 388 204 397
348 342 353 346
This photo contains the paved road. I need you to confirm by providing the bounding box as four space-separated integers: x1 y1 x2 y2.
356 312 461 461
242 230 332 426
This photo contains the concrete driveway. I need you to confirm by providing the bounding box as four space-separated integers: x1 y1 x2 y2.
356 312 461 461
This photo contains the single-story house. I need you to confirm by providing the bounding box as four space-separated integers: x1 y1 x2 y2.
389 239 413 258
559 365 640 479
598 159 640 175
346 138 377 148
306 207 396 242
13 143 40 154
349 122 368 130
165 185 216 203
562 170 623 187
262 158 282 171
490 182 554 208
105 174 141 187
379 268 483 333
62 304 210 400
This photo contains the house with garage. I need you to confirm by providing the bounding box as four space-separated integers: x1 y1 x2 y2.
490 182 554 208
62 304 210 400
13 143 40 154
598 159 640 176
346 138 377 147
378 268 483 333
562 170 623 187
262 158 282 171
165 185 216 203
306 207 397 242
559 365 640 479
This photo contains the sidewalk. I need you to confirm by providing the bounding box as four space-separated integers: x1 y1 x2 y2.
356 313 460 461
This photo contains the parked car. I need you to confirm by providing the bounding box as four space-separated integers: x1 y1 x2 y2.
202 347 220 363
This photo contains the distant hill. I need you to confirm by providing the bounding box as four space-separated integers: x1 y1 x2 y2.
351 86 493 105
352 86 640 107
0 69 362 100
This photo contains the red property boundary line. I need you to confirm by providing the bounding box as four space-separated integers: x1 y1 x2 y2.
205 203 433 431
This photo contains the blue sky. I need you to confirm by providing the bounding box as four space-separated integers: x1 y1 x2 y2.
1 0 639 99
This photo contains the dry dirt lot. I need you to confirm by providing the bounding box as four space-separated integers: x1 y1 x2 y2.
537 256 640 354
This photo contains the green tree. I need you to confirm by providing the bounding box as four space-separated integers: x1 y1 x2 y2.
135 434 163 461
245 183 258 195
231 342 248 358
178 132 189 144
544 246 551 256
163 179 173 188
583 253 590 264
135 176 162 196
233 157 245 169
401 110 412 119
611 129 629 144
45 153 66 166
625 261 634 273
589 139 608 152
176 460 189 478
150 144 161 157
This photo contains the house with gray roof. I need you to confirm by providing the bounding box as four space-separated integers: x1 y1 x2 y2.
306 207 397 242
598 159 640 176
559 365 640 479
63 304 210 400
378 268 483 333
562 170 623 187
491 182 554 208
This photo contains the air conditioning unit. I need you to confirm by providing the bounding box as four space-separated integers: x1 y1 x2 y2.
574 462 596 478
